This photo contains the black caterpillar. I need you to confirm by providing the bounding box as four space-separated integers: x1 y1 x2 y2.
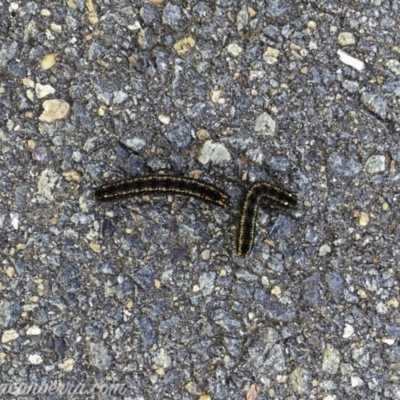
94 175 229 207
237 182 298 257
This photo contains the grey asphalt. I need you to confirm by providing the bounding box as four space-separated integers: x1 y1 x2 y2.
0 1 400 399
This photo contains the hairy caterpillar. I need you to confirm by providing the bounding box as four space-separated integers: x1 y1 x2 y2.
94 175 229 207
237 182 297 257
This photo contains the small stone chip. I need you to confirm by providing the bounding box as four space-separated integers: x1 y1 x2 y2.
271 286 281 296
196 129 210 140
86 0 98 25
201 249 211 260
337 49 365 71
89 241 101 253
359 212 369 226
263 47 280 64
2 329 20 343
62 169 82 182
227 43 243 56
357 289 367 299
198 140 231 165
254 112 275 134
338 32 356 46
58 358 75 371
39 99 70 122
26 325 41 335
40 53 57 70
343 323 354 339
174 37 195 55
365 155 385 173
158 114 170 124
28 354 43 365
322 344 341 374
387 298 399 308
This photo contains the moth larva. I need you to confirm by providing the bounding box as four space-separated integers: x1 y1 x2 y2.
94 175 229 207
237 182 297 257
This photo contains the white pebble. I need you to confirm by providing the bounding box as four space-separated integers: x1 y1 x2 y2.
10 212 19 229
382 338 395 345
337 49 365 71
2 329 19 343
28 354 43 365
338 32 356 46
342 323 354 339
227 43 243 56
158 115 170 124
26 325 42 335
351 376 364 387
254 112 275 135
35 83 55 99
198 140 231 165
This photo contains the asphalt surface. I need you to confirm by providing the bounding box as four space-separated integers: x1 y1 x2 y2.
1 1 400 399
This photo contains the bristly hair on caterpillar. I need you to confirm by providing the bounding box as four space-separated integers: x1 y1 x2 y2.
237 182 298 257
94 175 230 207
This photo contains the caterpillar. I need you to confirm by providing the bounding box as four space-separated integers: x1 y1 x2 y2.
237 182 298 257
94 175 229 207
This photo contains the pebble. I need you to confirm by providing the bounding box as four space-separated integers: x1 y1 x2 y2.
385 59 400 76
62 169 83 183
58 358 75 372
198 272 216 296
10 212 19 229
342 80 359 93
158 114 170 124
236 5 248 31
39 99 70 122
113 91 128 104
343 324 355 339
290 367 310 394
360 92 387 119
263 47 280 64
337 49 365 71
201 249 211 260
40 53 57 70
271 286 281 296
122 137 146 152
35 83 55 99
2 329 19 343
351 376 364 387
162 3 181 29
338 32 356 46
88 342 112 370
227 43 243 57
198 140 231 165
174 37 195 55
196 129 210 140
359 212 369 226
0 300 21 327
33 146 49 163
37 169 60 203
28 354 43 364
319 244 331 256
322 344 341 374
153 348 172 369
365 155 385 173
26 325 41 335
254 112 276 135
